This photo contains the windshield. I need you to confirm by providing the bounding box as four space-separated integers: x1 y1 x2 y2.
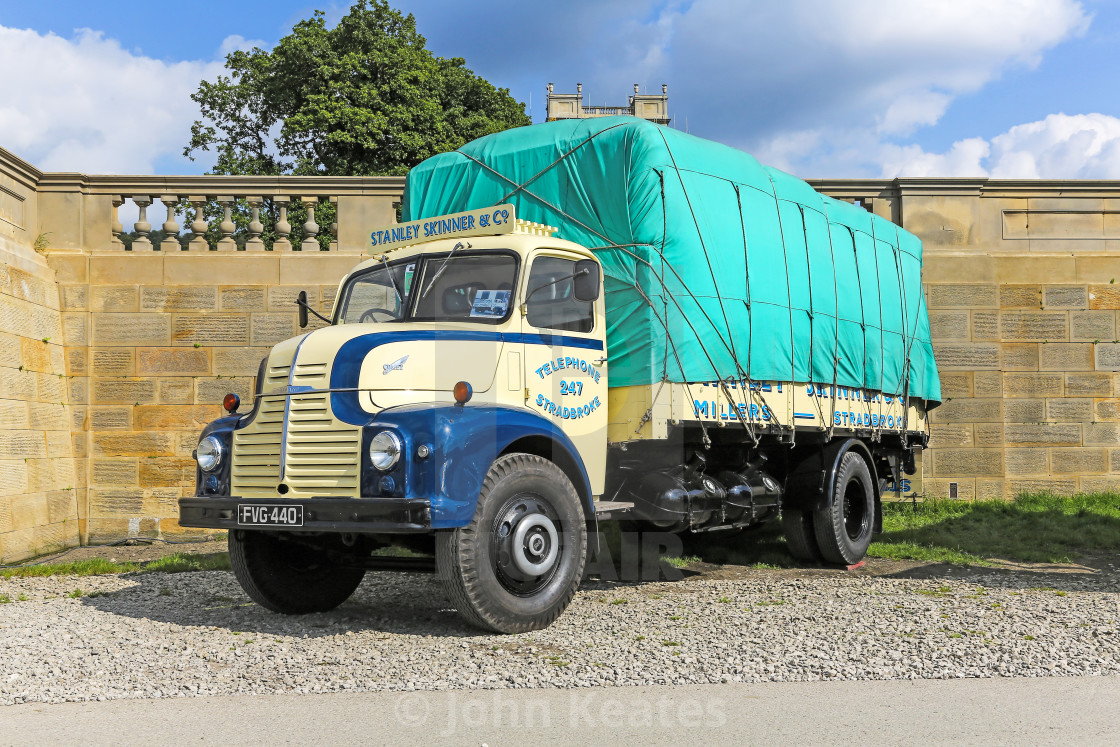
338 260 416 324
337 251 518 324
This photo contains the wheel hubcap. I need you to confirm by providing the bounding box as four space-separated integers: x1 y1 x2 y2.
843 479 870 541
492 496 563 595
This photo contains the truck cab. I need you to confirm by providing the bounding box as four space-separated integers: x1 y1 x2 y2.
180 206 606 633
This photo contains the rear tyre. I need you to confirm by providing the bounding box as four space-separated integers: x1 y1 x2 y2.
781 509 821 561
229 531 365 614
436 453 587 633
812 451 876 565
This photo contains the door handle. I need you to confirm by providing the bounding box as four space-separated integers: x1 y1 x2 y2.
592 356 608 366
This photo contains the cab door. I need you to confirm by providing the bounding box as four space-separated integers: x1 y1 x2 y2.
521 251 608 495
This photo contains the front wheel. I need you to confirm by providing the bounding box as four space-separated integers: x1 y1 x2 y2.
229 531 365 614
812 450 876 565
436 453 587 633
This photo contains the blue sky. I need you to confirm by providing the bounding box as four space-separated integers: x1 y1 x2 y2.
1 0 1118 178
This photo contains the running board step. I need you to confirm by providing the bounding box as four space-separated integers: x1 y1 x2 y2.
594 500 634 518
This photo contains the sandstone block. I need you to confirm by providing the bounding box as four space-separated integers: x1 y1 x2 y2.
19 337 54 373
922 478 975 501
1043 285 1087 309
973 372 1003 397
1077 476 1120 494
929 397 1001 424
46 490 77 524
141 286 218 312
0 332 19 368
90 348 134 376
1047 398 1093 422
1049 447 1107 474
143 488 184 516
932 343 1000 370
1007 478 1077 497
92 314 170 346
91 286 138 312
67 348 87 376
9 493 49 531
26 458 73 492
1001 343 1039 371
27 401 68 431
970 311 999 341
251 314 295 346
1093 397 1120 422
213 347 269 376
1038 343 1093 371
139 459 194 489
321 285 338 313
59 285 87 311
999 284 1041 308
0 368 37 401
1003 399 1044 422
926 284 998 309
929 311 969 341
195 377 254 406
975 479 1005 500
92 433 173 457
1089 285 1120 309
0 432 46 459
92 378 156 405
171 314 248 346
91 459 138 487
88 489 143 517
1070 311 1115 342
136 348 211 376
0 399 28 430
1004 423 1080 446
1000 312 1068 342
44 430 72 459
928 424 973 448
220 287 266 311
62 313 87 346
136 405 219 431
36 372 65 403
973 423 1003 446
1066 373 1112 396
268 285 318 312
1085 422 1120 446
90 407 131 430
1003 373 1063 397
1095 343 1120 370
0 460 29 498
68 378 88 405
932 449 1002 477
1004 448 1048 475
158 378 195 404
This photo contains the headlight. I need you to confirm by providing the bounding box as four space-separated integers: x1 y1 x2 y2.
369 431 402 471
196 435 223 472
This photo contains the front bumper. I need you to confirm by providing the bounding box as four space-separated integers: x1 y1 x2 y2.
178 496 432 534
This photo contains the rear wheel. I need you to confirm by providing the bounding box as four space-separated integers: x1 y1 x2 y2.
437 453 587 633
229 531 365 614
812 451 876 565
781 509 821 561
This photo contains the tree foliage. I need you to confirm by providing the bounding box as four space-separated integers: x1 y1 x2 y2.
185 0 530 177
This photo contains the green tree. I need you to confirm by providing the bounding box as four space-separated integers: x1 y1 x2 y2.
185 0 530 177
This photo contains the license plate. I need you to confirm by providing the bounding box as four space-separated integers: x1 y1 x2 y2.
237 503 304 527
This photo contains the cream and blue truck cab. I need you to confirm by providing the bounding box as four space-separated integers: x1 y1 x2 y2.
180 204 929 633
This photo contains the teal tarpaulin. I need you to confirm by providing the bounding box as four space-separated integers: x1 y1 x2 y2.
403 116 940 406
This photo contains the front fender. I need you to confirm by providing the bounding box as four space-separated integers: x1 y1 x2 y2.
370 403 592 529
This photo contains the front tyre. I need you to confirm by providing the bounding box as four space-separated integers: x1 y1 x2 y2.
228 531 365 614
812 450 876 565
436 453 587 633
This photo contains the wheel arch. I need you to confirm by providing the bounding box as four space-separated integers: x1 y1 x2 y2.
500 434 596 525
784 437 880 516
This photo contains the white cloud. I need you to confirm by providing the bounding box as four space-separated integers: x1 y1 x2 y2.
543 0 1091 177
882 113 1120 178
0 25 230 174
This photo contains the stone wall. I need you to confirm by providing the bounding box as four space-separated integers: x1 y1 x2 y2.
0 151 80 562
810 179 1120 500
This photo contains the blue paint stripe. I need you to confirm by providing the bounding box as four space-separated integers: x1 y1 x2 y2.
793 412 815 419
328 330 604 425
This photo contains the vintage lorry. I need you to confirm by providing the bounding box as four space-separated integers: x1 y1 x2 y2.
179 117 941 633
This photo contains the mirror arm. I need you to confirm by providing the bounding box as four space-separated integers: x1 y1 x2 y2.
295 296 333 325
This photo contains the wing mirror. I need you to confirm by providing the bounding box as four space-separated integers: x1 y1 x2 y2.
297 290 309 329
573 259 600 301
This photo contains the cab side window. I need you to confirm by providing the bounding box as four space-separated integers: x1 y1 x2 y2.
525 256 594 333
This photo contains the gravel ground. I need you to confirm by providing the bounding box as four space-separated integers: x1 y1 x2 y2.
1 558 1118 705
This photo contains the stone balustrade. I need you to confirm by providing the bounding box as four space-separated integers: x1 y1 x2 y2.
34 173 407 255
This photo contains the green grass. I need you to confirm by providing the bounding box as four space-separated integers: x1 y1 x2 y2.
0 552 230 579
870 492 1120 564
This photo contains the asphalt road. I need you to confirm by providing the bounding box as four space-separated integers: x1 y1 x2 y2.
1 676 1117 745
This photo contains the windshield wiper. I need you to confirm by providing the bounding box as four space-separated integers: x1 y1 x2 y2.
418 241 470 302
380 254 403 304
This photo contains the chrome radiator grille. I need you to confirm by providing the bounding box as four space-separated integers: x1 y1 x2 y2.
231 358 360 499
